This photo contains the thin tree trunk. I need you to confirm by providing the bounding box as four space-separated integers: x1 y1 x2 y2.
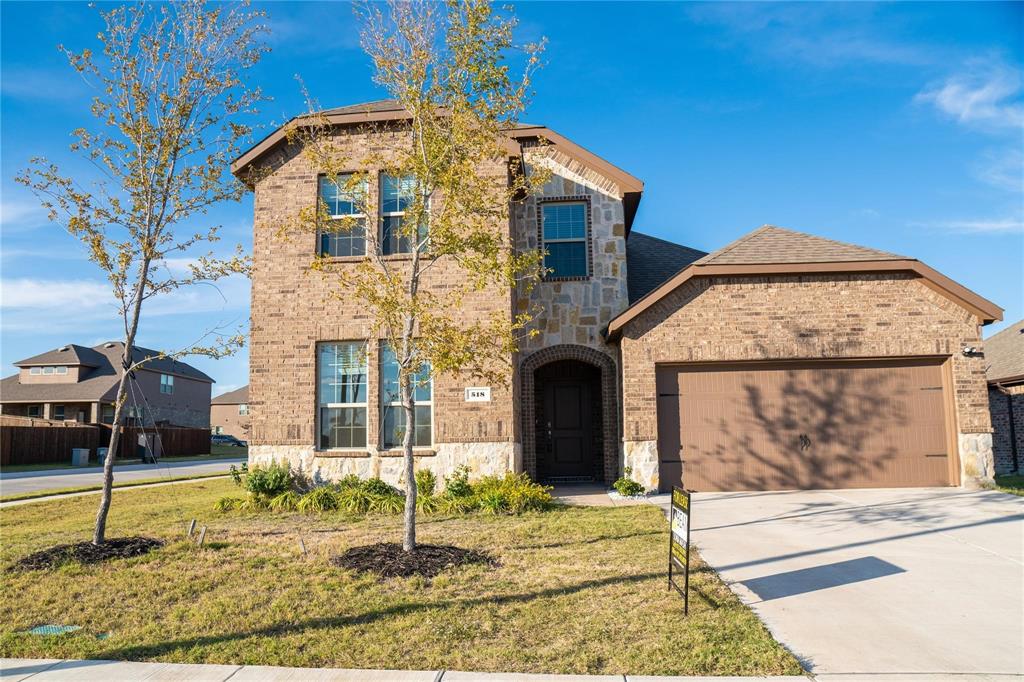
401 371 417 552
94 260 150 545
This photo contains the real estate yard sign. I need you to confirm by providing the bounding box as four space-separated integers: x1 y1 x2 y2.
668 486 691 614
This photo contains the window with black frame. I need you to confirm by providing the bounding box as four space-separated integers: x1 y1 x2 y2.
317 342 368 449
380 343 432 448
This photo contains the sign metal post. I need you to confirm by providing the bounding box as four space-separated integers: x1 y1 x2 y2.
667 486 691 615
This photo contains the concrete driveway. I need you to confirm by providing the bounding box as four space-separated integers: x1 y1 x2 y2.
691 488 1024 676
0 457 245 497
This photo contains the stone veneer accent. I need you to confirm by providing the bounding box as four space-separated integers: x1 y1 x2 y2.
250 442 518 490
623 440 658 492
988 384 1023 474
619 273 995 489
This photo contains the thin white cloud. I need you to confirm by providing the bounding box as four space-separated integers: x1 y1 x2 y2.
916 58 1024 130
0 65 90 102
912 216 1024 234
0 278 112 310
972 148 1024 193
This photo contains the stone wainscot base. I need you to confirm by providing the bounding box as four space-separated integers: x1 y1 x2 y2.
249 442 521 490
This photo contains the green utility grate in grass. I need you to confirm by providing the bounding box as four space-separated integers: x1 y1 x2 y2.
26 625 82 635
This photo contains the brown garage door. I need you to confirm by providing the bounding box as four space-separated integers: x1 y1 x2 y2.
656 358 954 492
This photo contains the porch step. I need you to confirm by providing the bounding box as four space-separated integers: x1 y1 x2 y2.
542 476 595 484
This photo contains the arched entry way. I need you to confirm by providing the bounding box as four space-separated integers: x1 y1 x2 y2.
520 345 618 484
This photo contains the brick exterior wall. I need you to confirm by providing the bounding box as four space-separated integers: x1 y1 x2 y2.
247 125 637 486
989 383 1023 474
618 273 994 489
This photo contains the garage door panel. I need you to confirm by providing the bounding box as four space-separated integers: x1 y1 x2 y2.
657 359 952 492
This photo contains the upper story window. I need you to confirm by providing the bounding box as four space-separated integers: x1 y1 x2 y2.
29 367 41 375
56 366 67 375
540 201 590 279
319 174 367 257
42 366 55 375
380 343 432 448
238 403 249 416
318 342 367 449
380 174 427 255
160 374 174 394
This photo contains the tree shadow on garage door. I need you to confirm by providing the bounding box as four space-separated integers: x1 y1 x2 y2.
740 556 906 602
683 364 920 491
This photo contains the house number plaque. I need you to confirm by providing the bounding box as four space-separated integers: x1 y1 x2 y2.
464 387 491 402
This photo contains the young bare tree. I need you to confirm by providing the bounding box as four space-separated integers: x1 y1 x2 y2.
16 0 268 545
280 0 548 551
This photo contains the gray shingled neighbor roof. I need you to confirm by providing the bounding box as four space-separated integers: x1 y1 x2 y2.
985 319 1024 385
212 385 248 405
694 225 906 265
626 232 707 303
321 99 403 116
1 342 213 403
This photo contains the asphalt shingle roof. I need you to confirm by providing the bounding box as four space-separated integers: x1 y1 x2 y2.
212 385 249 405
985 319 1024 384
695 225 906 265
1 342 213 403
626 232 707 303
321 99 404 116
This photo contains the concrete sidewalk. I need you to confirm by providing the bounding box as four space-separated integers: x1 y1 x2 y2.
3 659 1018 681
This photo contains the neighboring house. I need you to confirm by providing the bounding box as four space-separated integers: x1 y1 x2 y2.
233 99 1003 492
211 385 250 440
0 342 214 428
985 320 1023 475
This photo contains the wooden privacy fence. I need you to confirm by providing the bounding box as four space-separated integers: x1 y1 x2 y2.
1 418 212 466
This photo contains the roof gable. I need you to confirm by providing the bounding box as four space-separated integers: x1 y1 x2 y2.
212 385 249 404
695 225 906 266
985 319 1024 384
606 225 1003 340
14 344 106 368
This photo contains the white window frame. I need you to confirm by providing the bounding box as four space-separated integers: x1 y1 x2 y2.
160 373 174 394
318 173 368 257
317 341 368 450
238 403 249 416
55 366 68 375
53 405 65 420
42 366 54 375
379 173 428 256
101 404 115 424
29 367 41 375
379 342 433 449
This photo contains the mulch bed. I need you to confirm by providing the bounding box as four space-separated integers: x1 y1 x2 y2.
332 542 498 578
12 537 164 571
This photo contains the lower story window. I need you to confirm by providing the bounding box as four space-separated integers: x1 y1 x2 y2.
53 405 65 421
380 343 432 448
101 404 115 424
318 342 368 449
28 404 41 418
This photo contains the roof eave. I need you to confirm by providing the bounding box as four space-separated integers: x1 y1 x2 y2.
606 259 1003 341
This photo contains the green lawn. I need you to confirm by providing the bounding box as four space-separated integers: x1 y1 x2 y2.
993 474 1024 497
0 478 801 676
0 472 232 503
1 446 245 473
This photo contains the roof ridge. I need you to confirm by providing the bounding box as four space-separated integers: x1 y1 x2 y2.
693 224 774 265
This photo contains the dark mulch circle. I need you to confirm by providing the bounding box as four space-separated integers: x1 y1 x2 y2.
332 542 498 578
12 537 164 571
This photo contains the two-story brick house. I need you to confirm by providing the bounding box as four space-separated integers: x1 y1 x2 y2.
233 100 1003 492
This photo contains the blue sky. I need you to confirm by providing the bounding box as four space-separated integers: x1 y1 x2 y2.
1 1 1021 396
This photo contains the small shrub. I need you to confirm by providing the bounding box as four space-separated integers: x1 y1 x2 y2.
245 461 293 498
476 489 506 514
415 469 437 497
473 472 554 514
416 492 440 514
268 490 300 512
438 494 477 515
335 474 362 490
297 486 339 514
368 491 405 514
613 467 645 497
443 465 473 497
361 477 399 497
229 463 248 487
215 496 244 512
336 485 374 514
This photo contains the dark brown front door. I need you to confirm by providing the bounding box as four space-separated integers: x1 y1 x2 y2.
542 378 593 478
